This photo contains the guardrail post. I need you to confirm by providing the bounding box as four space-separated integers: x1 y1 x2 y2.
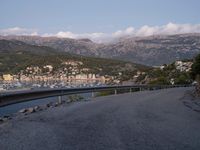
58 95 62 103
129 88 132 93
91 91 95 98
114 89 117 95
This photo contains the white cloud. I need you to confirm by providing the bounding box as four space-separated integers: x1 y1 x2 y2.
1 23 200 43
112 27 135 37
52 28 135 43
0 27 38 36
52 31 109 43
136 23 200 36
56 31 77 38
49 23 200 42
136 25 159 36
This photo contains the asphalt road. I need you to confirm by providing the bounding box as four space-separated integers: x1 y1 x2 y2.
0 87 200 150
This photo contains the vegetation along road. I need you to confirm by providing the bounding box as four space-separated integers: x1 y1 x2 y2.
0 87 200 150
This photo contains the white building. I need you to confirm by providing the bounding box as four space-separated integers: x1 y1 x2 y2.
175 61 193 72
44 65 53 72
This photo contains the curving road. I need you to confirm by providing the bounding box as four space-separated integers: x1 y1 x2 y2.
0 87 200 150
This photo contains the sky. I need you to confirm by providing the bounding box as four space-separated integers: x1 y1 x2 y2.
0 0 200 42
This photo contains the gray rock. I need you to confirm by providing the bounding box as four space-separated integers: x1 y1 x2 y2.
3 115 10 118
54 102 59 107
46 102 53 107
19 108 27 113
34 106 40 111
46 104 50 107
27 108 35 113
3 115 11 121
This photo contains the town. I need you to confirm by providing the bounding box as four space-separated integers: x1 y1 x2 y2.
0 60 110 92
0 60 193 92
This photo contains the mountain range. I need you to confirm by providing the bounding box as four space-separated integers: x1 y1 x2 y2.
1 33 200 66
0 39 147 76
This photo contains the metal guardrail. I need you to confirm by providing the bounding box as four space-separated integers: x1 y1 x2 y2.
0 84 191 107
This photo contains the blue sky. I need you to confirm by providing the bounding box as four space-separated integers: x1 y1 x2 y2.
0 0 200 42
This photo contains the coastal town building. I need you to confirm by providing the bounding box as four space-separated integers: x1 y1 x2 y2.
3 74 13 81
175 61 193 72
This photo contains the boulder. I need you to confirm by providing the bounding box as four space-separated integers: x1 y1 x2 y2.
19 108 27 113
34 106 40 111
54 102 59 107
3 115 11 121
27 107 35 113
46 102 53 108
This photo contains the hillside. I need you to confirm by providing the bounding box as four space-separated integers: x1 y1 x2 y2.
104 34 200 66
1 33 200 66
0 40 148 77
0 36 98 55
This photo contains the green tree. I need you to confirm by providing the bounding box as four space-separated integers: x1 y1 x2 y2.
149 76 170 85
191 54 200 79
174 74 190 84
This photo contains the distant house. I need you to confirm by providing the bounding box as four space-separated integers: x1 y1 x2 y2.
75 74 88 80
175 61 193 72
160 65 165 70
88 74 96 79
43 65 53 72
63 61 83 66
3 74 13 81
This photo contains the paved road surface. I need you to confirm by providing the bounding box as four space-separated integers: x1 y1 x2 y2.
0 87 200 150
